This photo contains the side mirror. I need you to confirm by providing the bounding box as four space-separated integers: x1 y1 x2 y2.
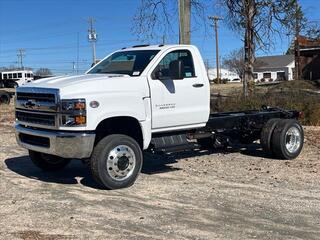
154 69 164 80
169 60 184 80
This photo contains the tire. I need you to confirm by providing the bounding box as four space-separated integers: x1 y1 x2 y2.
271 119 304 160
0 92 10 105
29 150 71 171
260 118 281 154
90 134 143 190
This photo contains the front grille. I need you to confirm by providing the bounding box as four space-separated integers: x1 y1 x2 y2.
16 111 56 126
17 92 56 103
15 88 59 128
19 133 50 148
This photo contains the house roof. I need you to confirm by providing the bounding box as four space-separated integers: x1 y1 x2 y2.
254 55 294 69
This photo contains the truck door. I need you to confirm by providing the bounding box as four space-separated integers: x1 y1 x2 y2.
148 49 209 131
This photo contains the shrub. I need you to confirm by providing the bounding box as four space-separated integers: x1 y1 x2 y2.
211 86 320 126
212 78 230 84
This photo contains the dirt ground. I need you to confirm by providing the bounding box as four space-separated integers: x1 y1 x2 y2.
1 102 320 239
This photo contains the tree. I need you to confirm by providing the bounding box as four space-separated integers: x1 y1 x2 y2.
305 25 320 40
35 68 52 77
133 0 207 43
222 0 298 97
223 48 245 79
134 0 304 97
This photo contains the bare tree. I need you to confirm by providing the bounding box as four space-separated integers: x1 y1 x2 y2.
223 48 245 79
133 0 208 43
304 22 320 40
222 0 298 97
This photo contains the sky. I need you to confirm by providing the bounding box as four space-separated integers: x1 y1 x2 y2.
0 0 319 75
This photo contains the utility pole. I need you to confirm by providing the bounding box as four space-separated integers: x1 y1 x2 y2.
17 49 25 69
77 32 79 74
88 17 97 65
179 0 191 44
162 34 166 45
72 61 76 74
209 16 222 84
295 1 302 80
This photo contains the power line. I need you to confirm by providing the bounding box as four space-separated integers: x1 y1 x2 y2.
0 31 85 45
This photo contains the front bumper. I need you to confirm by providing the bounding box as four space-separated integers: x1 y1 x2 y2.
15 124 95 159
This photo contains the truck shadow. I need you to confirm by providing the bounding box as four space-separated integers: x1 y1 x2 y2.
4 156 105 190
231 143 276 159
4 145 273 189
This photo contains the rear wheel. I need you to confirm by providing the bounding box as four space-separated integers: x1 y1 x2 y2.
90 134 143 190
260 118 281 155
29 150 71 171
271 119 304 160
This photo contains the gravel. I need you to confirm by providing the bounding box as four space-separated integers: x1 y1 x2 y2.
0 121 320 239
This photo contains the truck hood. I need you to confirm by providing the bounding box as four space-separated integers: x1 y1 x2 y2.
19 74 150 98
24 74 129 89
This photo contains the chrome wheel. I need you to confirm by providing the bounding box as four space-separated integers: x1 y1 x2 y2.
285 126 302 154
106 145 136 181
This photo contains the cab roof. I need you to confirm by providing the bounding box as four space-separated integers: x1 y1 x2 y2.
119 44 194 52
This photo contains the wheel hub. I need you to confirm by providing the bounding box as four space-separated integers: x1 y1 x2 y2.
106 145 136 181
285 126 301 154
117 156 130 171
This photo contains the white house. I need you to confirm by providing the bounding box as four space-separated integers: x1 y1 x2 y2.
207 68 240 81
253 55 295 82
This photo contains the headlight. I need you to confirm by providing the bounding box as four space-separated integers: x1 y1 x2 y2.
60 99 86 126
61 99 86 111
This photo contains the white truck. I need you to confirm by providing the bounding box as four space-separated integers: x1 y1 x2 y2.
15 44 304 189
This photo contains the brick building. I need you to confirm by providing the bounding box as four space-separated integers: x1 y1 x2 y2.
297 36 320 80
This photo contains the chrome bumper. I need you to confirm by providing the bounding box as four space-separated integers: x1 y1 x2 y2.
15 124 95 159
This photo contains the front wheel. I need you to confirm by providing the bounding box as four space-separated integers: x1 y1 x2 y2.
29 150 71 171
90 134 143 190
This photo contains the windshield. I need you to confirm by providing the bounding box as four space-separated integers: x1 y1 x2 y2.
87 50 160 76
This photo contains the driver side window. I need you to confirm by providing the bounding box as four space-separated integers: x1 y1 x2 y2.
152 50 195 79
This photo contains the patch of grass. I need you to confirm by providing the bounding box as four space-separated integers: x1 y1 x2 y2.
212 89 320 126
211 80 320 126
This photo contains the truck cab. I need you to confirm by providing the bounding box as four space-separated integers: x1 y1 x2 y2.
15 45 304 189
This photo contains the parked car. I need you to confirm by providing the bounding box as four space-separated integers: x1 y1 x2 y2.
229 78 241 83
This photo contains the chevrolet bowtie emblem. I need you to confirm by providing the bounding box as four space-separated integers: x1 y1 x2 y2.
24 100 37 109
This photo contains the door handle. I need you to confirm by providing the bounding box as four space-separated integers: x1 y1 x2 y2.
192 83 204 88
